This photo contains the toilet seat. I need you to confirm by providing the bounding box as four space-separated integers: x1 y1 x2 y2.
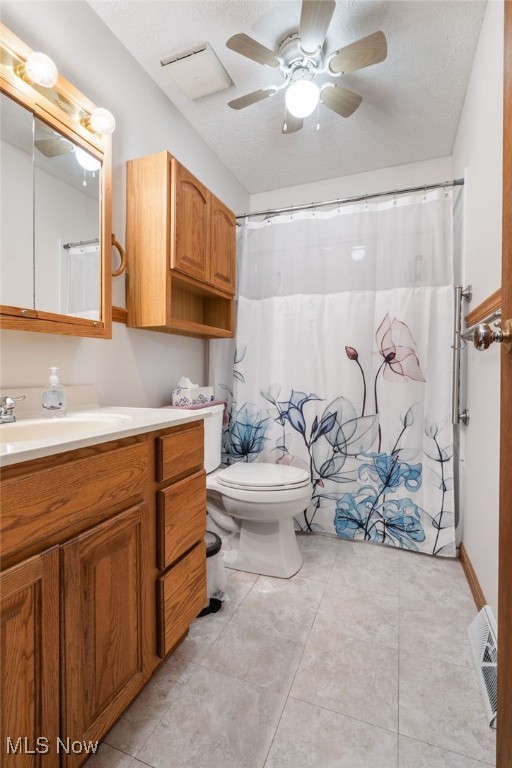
216 462 310 491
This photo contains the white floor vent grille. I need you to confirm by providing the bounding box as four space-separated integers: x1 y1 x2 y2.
467 605 498 728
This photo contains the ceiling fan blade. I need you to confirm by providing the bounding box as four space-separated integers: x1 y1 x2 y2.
299 0 336 54
226 33 279 68
328 31 387 75
34 137 74 157
282 113 303 134
320 84 363 118
228 89 275 110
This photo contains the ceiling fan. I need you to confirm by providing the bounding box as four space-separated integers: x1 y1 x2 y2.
226 0 387 133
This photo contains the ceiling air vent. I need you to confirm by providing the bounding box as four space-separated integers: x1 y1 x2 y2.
160 43 232 100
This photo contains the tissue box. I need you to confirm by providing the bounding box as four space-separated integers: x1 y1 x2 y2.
171 386 214 406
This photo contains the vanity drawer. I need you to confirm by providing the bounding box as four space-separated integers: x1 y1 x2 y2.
157 470 206 570
1 441 148 566
155 421 204 483
156 540 206 657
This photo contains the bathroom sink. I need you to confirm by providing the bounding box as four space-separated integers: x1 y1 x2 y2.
0 412 133 443
0 406 209 466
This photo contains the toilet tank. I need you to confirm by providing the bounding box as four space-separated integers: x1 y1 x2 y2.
201 403 226 473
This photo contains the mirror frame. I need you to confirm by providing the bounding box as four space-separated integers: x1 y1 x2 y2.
0 23 112 339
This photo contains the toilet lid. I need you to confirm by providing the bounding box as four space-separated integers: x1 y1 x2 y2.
216 462 310 490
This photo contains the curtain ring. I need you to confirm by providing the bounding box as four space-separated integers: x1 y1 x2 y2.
444 185 449 198
393 190 397 206
423 184 427 202
111 234 126 277
337 197 341 214
365 193 368 210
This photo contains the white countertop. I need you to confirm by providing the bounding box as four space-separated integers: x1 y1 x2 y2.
0 407 208 467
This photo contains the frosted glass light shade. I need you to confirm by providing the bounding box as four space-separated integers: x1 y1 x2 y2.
75 146 101 172
285 79 319 118
25 52 58 88
90 108 116 135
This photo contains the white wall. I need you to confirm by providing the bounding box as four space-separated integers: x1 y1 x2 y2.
250 157 453 212
0 1 249 405
452 0 504 616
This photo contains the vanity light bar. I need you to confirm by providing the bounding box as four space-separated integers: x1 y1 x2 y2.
13 47 116 136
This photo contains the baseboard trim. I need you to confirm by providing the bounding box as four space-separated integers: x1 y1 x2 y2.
459 542 486 611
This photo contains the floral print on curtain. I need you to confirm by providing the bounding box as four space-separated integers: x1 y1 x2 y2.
219 306 455 558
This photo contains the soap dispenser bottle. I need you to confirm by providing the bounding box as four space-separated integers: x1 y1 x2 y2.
42 367 67 417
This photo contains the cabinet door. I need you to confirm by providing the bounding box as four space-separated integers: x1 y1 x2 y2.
1 548 59 768
61 504 149 768
172 162 209 283
210 194 236 294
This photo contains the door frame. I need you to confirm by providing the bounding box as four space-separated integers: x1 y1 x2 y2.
497 1 512 765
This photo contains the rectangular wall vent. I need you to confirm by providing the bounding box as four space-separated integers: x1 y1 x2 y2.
160 43 232 100
467 605 498 728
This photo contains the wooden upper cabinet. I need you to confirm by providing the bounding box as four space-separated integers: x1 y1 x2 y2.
60 503 149 768
210 194 236 294
0 548 60 768
172 162 210 283
126 151 236 338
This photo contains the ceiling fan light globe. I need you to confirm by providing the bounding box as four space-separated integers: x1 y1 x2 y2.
285 79 319 119
75 146 101 172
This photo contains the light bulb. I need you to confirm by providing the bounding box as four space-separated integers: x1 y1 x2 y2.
75 146 101 172
89 107 116 135
25 52 58 88
285 79 319 119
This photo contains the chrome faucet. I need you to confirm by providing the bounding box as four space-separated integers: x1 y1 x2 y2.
0 395 25 424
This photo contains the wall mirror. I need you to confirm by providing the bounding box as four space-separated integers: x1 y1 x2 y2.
0 23 112 338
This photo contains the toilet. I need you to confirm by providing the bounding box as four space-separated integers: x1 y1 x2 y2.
202 404 311 578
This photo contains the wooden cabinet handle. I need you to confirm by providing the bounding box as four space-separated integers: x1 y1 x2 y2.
112 234 127 277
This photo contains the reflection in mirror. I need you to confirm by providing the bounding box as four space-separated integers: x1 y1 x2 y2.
33 117 101 319
0 92 34 309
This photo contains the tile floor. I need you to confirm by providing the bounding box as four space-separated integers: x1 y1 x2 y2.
88 534 496 768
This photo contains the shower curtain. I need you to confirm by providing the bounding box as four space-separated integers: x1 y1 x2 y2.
62 242 100 319
210 188 459 557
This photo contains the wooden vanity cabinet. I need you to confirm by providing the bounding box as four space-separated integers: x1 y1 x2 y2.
60 503 149 768
0 421 207 767
126 151 236 338
0 548 60 768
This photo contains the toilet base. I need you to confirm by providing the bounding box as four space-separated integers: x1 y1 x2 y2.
223 518 303 579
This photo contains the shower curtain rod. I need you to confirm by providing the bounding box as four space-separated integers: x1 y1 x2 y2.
62 238 99 249
237 178 464 220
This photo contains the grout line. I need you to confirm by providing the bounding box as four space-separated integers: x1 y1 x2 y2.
285 692 400 738
261 569 328 767
101 743 154 767
398 734 496 767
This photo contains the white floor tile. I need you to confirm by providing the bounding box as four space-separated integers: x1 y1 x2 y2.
265 697 398 768
316 581 399 648
399 735 494 767
399 651 496 764
136 666 286 768
291 628 399 731
95 538 495 768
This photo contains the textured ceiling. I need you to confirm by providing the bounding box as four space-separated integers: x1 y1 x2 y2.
90 0 486 194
